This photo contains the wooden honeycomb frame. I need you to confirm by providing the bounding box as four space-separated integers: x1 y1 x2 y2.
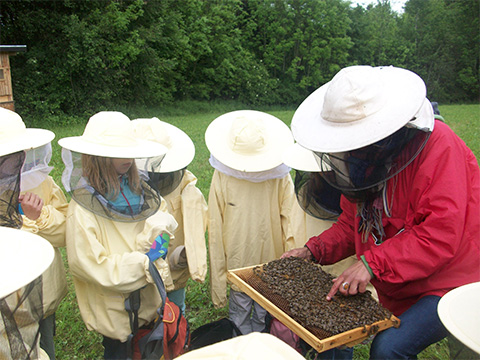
227 265 400 353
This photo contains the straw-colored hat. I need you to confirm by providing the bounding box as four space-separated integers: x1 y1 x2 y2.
291 65 434 153
0 226 54 298
58 111 167 159
205 110 294 172
0 107 54 157
132 118 195 172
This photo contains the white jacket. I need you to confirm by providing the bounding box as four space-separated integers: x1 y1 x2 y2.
208 170 295 308
21 176 68 317
65 199 177 341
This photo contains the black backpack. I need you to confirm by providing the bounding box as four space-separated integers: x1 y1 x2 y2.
189 318 242 351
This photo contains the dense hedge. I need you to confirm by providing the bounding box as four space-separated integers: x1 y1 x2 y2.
0 0 478 123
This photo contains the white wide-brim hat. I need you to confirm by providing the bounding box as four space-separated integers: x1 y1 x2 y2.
291 65 433 153
205 110 294 172
58 111 167 159
0 107 54 157
0 226 54 298
438 282 480 354
132 118 195 172
176 333 305 360
282 143 321 172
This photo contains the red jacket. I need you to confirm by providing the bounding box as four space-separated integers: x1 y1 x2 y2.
306 120 480 315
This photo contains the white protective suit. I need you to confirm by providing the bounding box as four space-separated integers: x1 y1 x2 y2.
65 199 177 342
163 170 208 290
289 198 378 300
21 176 68 317
208 170 295 308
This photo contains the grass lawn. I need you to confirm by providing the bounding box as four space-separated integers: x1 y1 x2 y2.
44 103 479 359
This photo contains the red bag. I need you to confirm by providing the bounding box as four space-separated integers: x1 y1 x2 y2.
126 262 190 360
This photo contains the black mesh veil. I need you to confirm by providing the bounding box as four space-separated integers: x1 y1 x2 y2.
294 170 342 220
314 125 431 202
62 149 162 222
0 151 25 228
0 276 44 359
147 169 185 197
0 151 45 358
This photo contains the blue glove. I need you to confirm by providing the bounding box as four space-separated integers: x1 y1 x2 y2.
146 233 170 262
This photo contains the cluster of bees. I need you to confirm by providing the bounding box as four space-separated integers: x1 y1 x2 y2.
253 257 392 335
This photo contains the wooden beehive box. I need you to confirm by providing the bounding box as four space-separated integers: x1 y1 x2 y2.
0 45 27 111
227 262 400 353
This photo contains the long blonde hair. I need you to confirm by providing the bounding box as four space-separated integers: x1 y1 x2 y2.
82 155 141 199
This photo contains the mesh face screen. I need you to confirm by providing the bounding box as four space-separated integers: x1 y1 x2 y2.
294 170 342 220
0 151 25 228
315 127 431 202
62 150 161 222
148 169 185 197
0 276 44 359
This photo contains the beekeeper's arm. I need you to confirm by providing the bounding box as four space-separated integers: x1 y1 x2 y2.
208 171 228 308
141 197 178 291
181 172 208 283
21 177 68 248
66 202 174 293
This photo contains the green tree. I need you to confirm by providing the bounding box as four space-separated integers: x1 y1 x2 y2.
348 0 410 67
242 0 352 104
400 0 479 102
1 0 148 118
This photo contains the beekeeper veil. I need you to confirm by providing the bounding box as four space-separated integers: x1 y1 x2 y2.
0 225 54 359
132 118 195 197
283 143 342 221
0 108 54 228
21 143 54 192
291 66 434 203
0 151 25 228
58 111 168 222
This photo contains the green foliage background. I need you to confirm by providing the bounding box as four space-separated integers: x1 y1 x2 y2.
0 0 478 125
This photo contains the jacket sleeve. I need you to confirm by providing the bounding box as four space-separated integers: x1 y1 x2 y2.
66 202 158 293
280 174 296 252
140 198 178 291
138 198 178 253
208 171 228 308
21 177 68 248
306 195 356 264
181 173 208 283
364 128 478 283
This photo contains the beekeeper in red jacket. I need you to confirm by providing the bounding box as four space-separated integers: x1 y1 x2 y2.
282 65 480 359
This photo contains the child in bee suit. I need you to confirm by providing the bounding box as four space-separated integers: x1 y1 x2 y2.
20 127 69 360
132 117 208 314
206 110 296 335
59 111 178 359
0 107 58 360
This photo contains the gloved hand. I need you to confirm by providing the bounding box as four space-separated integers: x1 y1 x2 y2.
146 233 170 262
